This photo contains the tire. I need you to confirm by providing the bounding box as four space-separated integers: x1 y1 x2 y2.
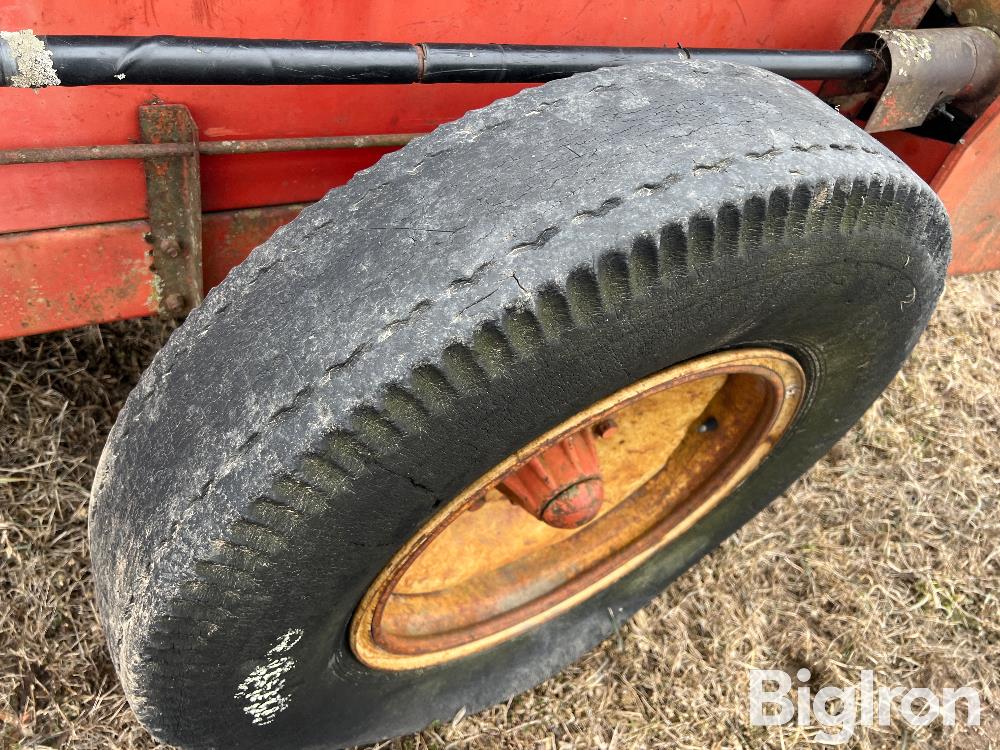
89 59 950 749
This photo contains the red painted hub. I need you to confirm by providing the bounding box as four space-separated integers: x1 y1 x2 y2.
497 426 607 528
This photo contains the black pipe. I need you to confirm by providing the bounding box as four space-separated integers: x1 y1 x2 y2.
0 34 878 87
421 44 878 82
42 37 419 85
0 38 16 84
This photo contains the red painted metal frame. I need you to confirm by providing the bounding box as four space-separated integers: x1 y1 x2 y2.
934 95 1000 275
0 205 307 336
1 0 998 340
1 0 878 235
0 223 157 337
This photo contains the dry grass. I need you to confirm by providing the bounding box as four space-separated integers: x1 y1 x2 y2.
1 273 997 750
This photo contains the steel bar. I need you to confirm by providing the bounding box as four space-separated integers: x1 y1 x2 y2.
0 142 192 164
0 33 878 88
677 48 876 80
196 133 420 154
422 45 879 82
0 133 424 165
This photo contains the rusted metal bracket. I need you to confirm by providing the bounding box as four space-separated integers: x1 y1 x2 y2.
850 27 1000 132
816 0 935 119
952 0 1000 36
139 104 203 317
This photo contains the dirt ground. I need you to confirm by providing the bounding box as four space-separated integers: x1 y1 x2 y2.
1 271 997 750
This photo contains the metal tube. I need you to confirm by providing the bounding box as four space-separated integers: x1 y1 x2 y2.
680 48 878 80
0 142 192 164
197 133 420 155
421 44 877 82
847 27 1000 132
0 133 424 165
0 33 877 88
41 36 419 86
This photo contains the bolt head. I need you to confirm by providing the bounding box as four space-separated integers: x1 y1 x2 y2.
593 419 619 439
156 237 182 258
163 293 186 314
697 416 719 433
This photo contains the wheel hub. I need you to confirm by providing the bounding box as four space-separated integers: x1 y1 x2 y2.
497 426 606 529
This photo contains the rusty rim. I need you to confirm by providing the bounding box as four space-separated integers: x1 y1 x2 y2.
350 348 805 670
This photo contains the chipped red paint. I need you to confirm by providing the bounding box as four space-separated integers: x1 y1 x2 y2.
0 222 156 337
859 0 936 30
201 204 305 288
872 131 953 182
0 205 305 339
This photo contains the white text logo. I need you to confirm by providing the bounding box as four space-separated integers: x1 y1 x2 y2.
748 669 980 744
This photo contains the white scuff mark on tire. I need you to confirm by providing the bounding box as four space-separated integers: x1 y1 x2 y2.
235 628 305 726
268 627 304 655
900 286 917 310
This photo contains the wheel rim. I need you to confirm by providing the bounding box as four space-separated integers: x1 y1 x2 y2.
350 348 805 670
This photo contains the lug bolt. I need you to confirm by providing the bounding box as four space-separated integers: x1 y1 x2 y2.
697 416 719 433
467 492 487 511
593 419 618 439
157 236 182 258
163 293 186 314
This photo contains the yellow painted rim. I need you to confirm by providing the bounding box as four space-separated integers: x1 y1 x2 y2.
350 348 805 670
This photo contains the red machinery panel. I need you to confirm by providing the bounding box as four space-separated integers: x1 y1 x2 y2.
0 223 157 335
1 0 879 234
934 97 1000 275
4 0 999 340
